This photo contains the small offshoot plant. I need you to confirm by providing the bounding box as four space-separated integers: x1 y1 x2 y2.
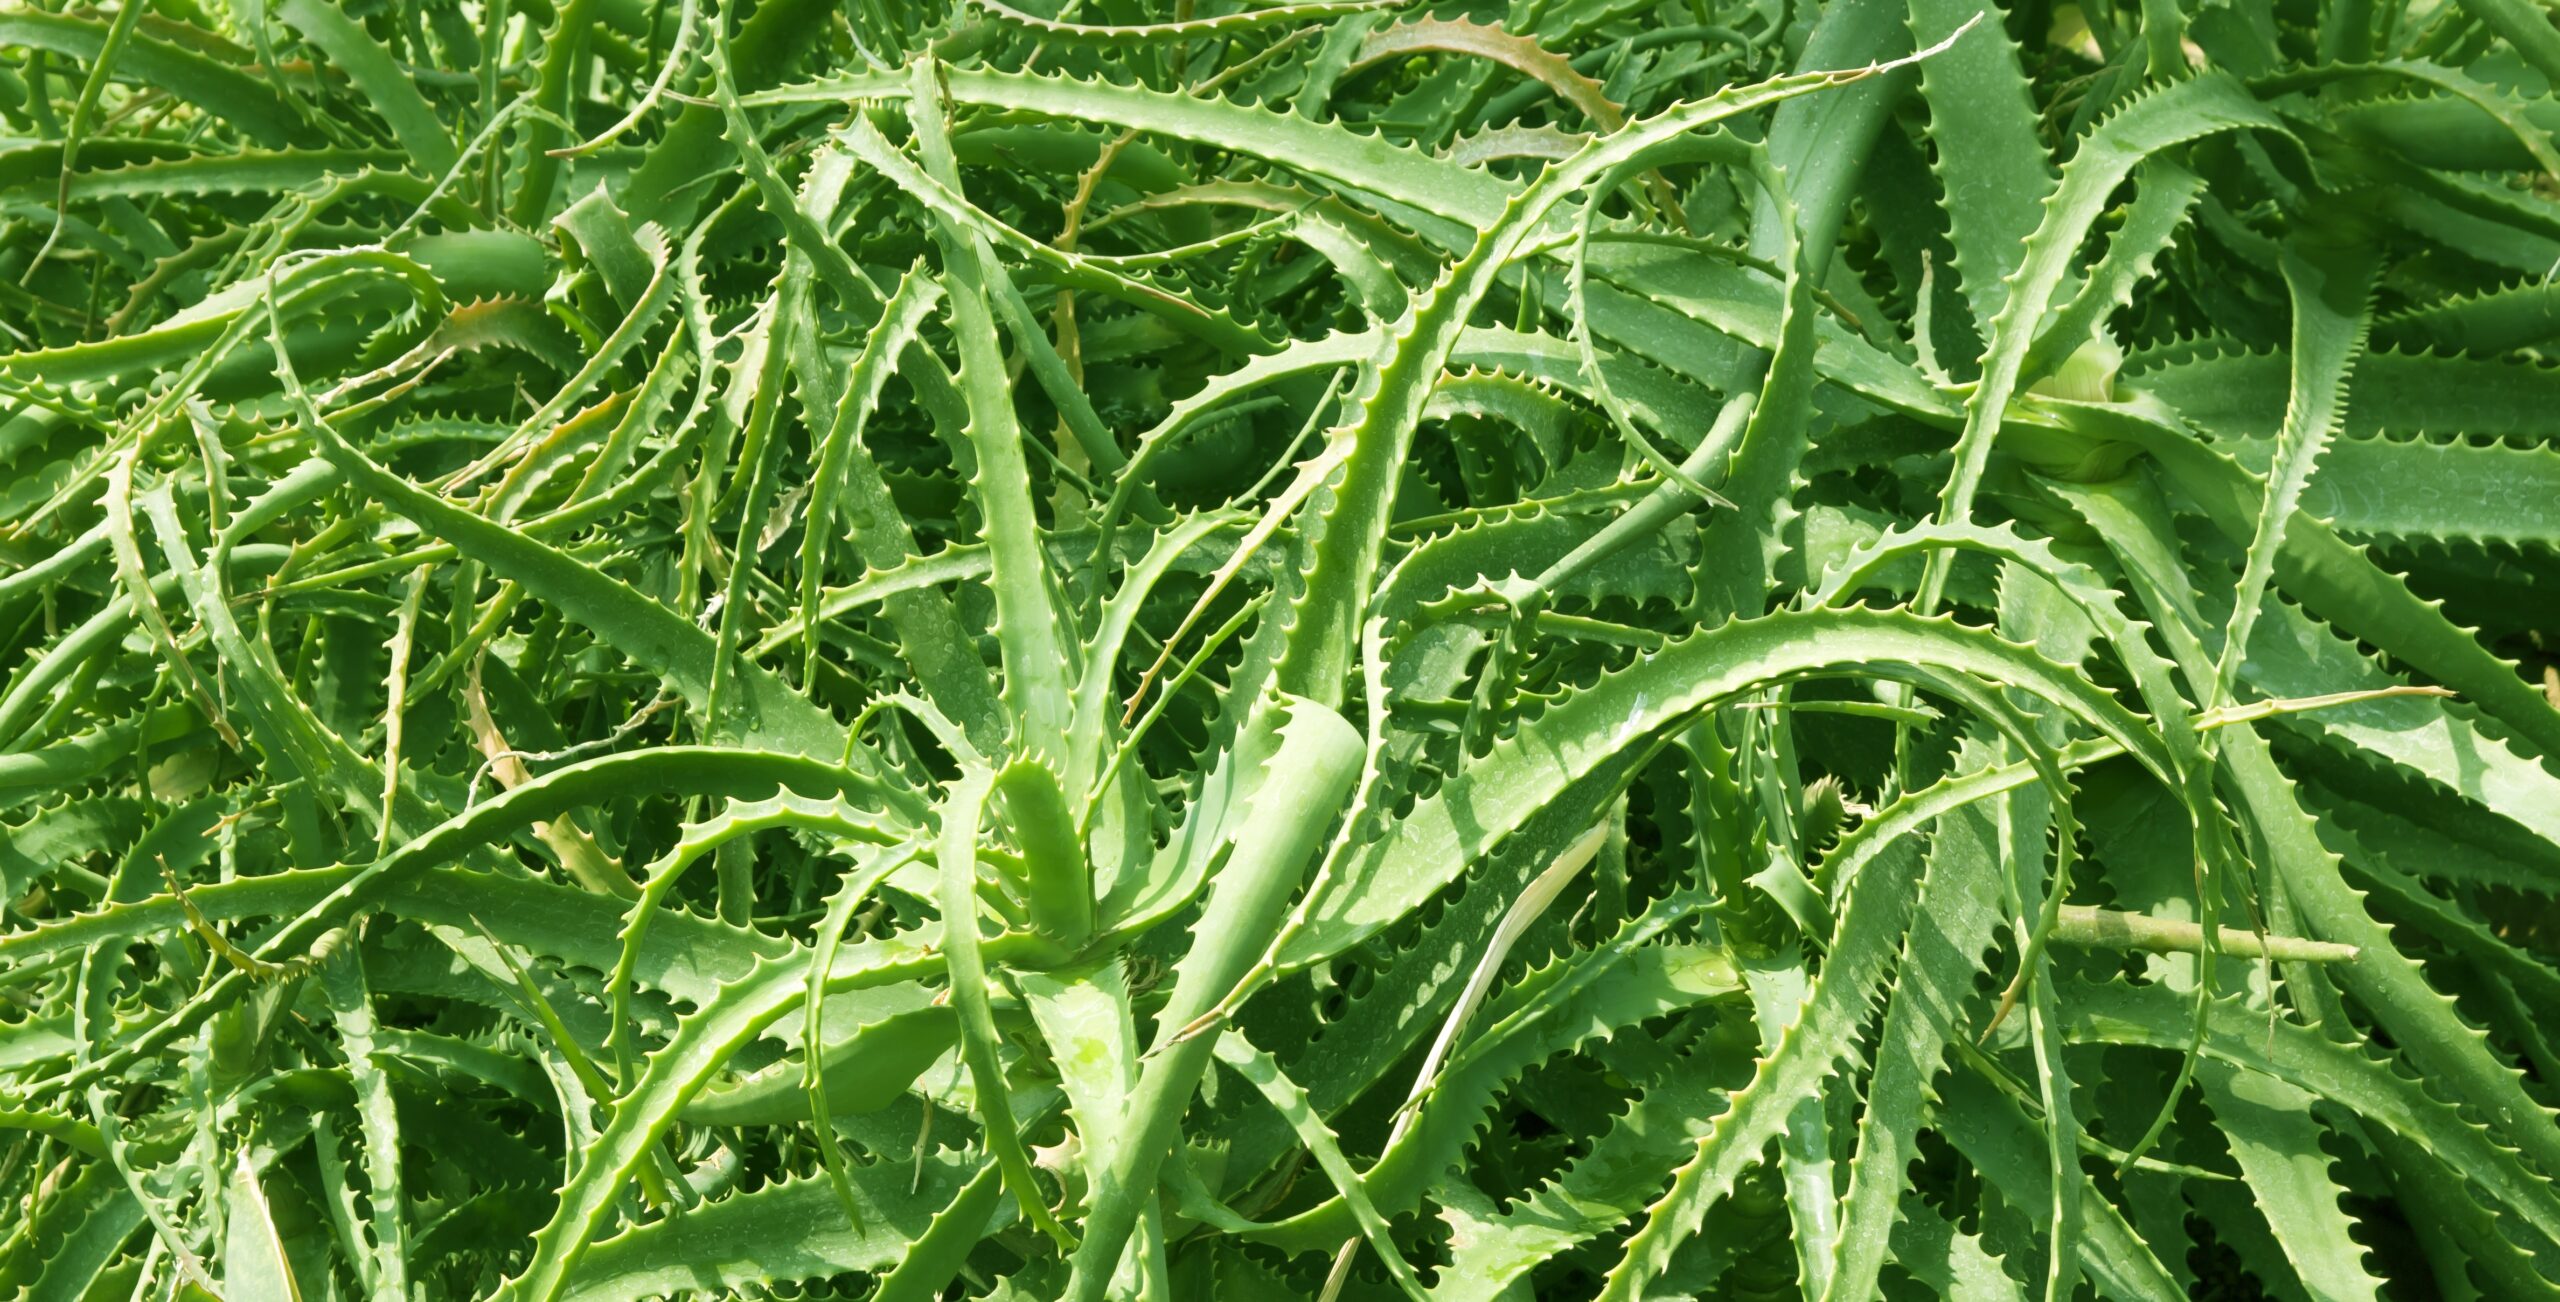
6 0 2560 1297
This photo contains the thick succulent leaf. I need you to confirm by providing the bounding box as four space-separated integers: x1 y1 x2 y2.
10 5 2560 1300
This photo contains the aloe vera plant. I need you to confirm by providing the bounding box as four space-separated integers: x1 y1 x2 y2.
5 0 2560 1296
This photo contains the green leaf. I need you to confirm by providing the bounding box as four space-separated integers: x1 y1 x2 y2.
223 1152 305 1302
275 0 457 174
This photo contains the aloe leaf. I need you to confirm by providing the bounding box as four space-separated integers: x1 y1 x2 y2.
2053 472 2560 1196
1211 1030 1430 1301
1271 56 1920 704
900 63 1080 763
1906 0 2054 329
2071 398 2560 759
1243 927 1744 1251
561 1156 981 1302
2197 1063 2386 1302
274 0 457 175
2019 160 2204 385
1282 606 2180 976
496 928 956 1302
935 768 1074 1250
1065 694 1360 1297
1925 72 2287 611
2215 236 2379 706
223 1152 305 1301
14 5 2560 1297
1935 1066 2183 1295
1821 803 2008 1301
298 402 862 771
316 944 410 1299
1596 767 1963 1299
2068 977 2560 1246
0 11 308 148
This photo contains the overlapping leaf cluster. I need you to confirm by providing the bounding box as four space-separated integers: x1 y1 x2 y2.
4 0 2560 1296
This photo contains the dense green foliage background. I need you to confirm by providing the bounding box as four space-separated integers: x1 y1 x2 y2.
5 0 2560 1297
